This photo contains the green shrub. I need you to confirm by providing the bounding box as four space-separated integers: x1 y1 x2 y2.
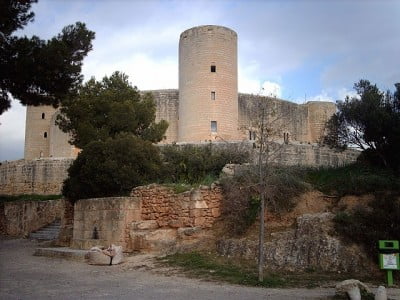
63 135 162 201
160 143 249 184
305 163 400 196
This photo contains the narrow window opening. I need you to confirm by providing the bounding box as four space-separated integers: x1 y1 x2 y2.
41 113 45 119
211 91 216 100
284 132 289 144
249 130 257 141
44 132 47 138
211 65 216 72
211 121 217 133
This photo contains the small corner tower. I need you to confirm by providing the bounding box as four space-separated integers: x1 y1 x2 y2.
178 25 238 142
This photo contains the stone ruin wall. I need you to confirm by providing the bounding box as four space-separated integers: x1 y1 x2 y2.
0 198 64 236
70 184 222 253
0 158 73 195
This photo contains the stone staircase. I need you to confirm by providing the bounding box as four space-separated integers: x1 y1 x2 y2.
29 219 61 240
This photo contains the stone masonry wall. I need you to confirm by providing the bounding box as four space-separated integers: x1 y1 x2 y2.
0 158 73 195
72 197 141 251
144 89 179 144
0 198 63 236
132 184 222 228
70 184 222 252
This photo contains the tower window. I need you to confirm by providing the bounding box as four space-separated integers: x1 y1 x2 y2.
41 113 45 119
211 91 216 100
211 121 217 133
249 130 256 141
211 65 216 72
44 132 47 138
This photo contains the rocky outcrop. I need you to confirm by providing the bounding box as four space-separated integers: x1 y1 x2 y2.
216 212 375 272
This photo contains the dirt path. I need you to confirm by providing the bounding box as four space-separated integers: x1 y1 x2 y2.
0 238 398 300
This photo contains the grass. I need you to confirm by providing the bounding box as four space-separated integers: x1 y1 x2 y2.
158 252 378 288
0 194 63 203
304 163 400 196
163 174 219 194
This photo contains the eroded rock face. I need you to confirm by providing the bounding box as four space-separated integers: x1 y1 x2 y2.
217 213 374 272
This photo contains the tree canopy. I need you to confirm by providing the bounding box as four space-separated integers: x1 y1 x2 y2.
0 0 95 114
323 79 400 171
60 72 168 201
57 71 168 148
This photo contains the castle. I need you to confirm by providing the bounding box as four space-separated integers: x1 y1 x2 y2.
24 25 335 160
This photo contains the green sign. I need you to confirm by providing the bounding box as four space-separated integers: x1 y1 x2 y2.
378 240 399 250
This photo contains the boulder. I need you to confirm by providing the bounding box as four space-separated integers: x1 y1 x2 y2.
85 244 124 265
335 279 371 300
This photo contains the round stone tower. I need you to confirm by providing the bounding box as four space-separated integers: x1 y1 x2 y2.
178 25 238 142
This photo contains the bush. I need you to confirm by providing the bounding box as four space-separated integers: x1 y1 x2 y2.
63 135 162 201
305 163 400 196
160 143 249 184
220 166 309 235
334 194 400 260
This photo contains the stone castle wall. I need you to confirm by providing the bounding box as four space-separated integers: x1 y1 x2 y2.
23 92 336 157
0 158 73 195
0 144 358 196
148 89 179 144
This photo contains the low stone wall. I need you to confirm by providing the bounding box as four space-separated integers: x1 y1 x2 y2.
70 184 222 253
71 197 141 250
132 184 222 228
0 199 64 236
0 158 73 195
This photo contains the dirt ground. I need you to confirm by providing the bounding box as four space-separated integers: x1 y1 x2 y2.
1 238 399 300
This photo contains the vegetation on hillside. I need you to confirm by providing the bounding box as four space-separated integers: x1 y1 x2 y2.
160 143 249 184
334 195 400 261
305 163 400 197
159 252 377 288
220 166 309 235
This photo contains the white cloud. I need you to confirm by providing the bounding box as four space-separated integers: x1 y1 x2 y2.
260 81 282 98
302 91 334 103
82 53 178 90
337 88 358 100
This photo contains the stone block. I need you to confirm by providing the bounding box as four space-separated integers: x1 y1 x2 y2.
194 217 206 227
131 220 159 230
211 208 220 218
177 227 202 238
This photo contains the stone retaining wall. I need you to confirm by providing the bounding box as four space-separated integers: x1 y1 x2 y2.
0 158 73 195
132 184 222 228
0 198 64 236
71 197 141 250
70 184 222 253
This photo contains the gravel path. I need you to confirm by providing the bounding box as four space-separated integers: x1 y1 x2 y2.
0 238 398 300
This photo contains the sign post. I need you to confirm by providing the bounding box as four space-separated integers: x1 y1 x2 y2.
378 240 399 286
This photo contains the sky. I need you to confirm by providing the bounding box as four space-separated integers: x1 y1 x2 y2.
0 0 399 161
